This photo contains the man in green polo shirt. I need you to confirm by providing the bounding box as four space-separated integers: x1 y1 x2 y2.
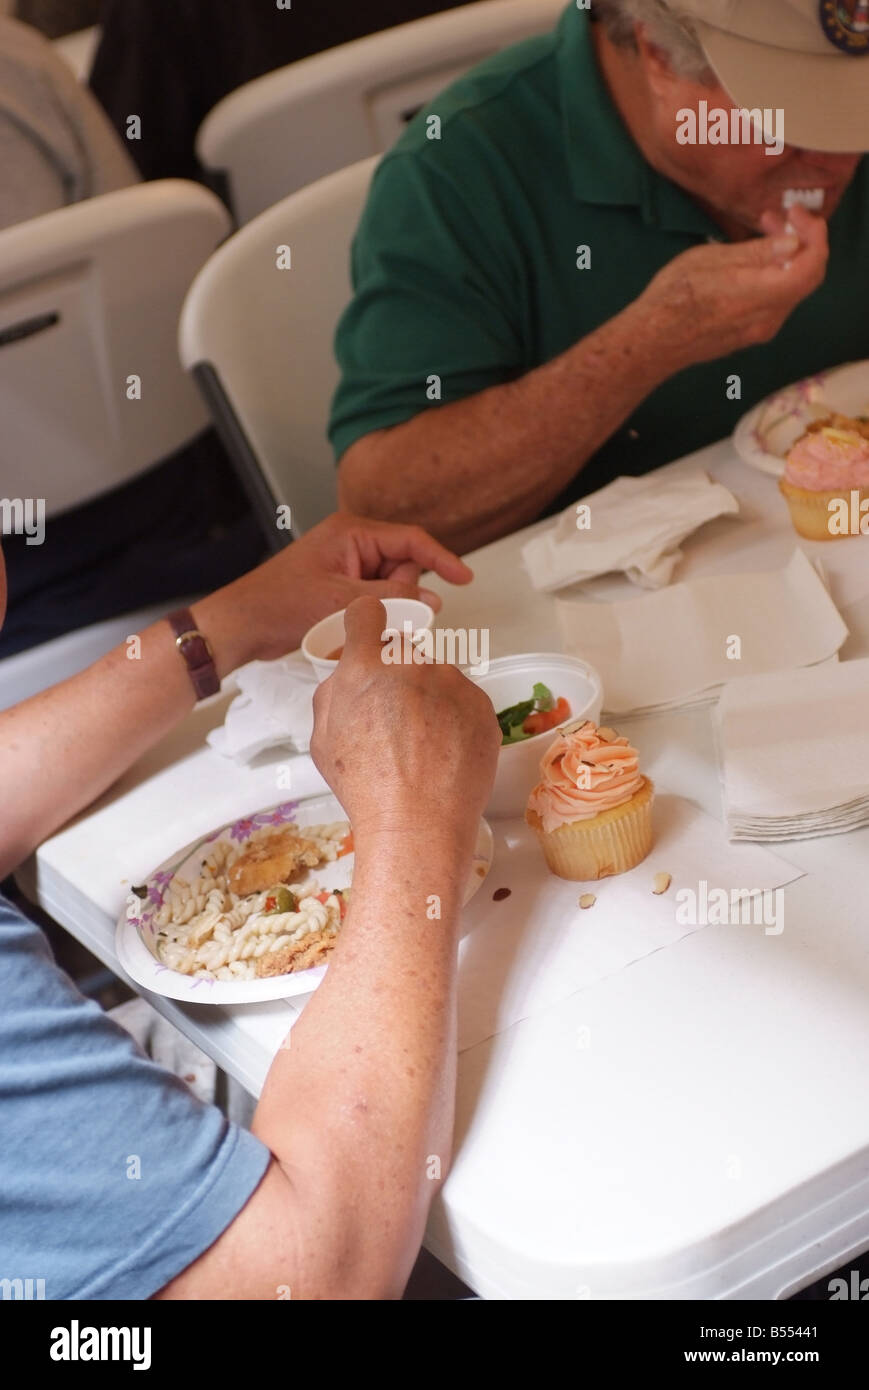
331 0 869 552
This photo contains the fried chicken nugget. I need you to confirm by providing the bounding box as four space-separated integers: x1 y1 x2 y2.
228 828 325 898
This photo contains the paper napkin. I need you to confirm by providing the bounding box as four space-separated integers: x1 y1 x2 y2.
455 794 803 1052
207 652 317 763
522 471 739 593
716 658 869 841
556 550 849 717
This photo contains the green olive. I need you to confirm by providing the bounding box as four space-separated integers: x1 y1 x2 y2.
274 886 296 914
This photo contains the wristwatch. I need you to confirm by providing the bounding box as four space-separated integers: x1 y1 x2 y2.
167 607 220 701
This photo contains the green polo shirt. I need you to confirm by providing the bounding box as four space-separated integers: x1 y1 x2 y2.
329 3 869 506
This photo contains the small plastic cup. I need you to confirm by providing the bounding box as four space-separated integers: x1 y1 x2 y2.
301 598 435 682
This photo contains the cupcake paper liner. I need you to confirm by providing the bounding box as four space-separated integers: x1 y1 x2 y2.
527 778 654 882
778 478 869 542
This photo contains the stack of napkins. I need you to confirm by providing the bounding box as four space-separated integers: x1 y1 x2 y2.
557 550 848 716
522 471 739 592
716 658 869 841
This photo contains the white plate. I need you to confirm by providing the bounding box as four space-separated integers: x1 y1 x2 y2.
115 793 494 1005
732 360 869 477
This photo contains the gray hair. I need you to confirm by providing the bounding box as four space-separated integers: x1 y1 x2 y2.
592 0 714 81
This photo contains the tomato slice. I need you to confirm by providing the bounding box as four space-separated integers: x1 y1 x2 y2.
522 696 571 736
337 832 354 858
315 888 349 920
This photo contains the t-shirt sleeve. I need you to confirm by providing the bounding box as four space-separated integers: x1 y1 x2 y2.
0 895 271 1300
0 15 138 230
329 146 524 461
54 64 141 197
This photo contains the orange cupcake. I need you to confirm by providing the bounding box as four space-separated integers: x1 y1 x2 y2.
525 721 653 882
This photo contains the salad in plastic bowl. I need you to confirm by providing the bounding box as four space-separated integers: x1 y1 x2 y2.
497 682 572 745
469 654 603 819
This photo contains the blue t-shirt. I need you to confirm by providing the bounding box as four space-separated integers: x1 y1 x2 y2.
0 893 271 1299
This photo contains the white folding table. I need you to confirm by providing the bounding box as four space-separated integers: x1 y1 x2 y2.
17 439 869 1299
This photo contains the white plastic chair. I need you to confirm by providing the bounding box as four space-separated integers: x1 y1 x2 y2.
0 180 231 517
0 181 232 706
179 156 377 540
196 0 565 223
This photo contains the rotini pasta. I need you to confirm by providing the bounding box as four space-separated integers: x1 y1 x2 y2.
147 821 349 981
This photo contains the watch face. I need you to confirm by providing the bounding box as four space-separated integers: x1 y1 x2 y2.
819 0 869 55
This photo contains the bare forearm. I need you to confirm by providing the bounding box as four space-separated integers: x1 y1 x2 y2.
251 826 470 1298
0 592 256 876
0 511 478 873
339 302 676 551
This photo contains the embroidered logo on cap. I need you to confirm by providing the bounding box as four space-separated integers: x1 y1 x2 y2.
819 0 869 54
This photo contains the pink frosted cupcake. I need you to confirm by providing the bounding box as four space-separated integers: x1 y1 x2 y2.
779 416 869 540
525 721 653 882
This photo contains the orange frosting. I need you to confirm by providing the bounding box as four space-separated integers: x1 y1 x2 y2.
526 721 644 834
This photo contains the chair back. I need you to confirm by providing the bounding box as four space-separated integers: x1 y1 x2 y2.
179 158 378 539
197 0 565 222
0 181 232 519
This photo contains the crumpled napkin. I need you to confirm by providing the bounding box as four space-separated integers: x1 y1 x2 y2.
522 471 739 592
207 652 317 763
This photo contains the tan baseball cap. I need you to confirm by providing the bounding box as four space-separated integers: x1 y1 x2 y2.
662 0 869 152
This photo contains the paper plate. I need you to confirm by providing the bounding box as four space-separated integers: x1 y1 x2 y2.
116 794 494 1005
732 360 869 477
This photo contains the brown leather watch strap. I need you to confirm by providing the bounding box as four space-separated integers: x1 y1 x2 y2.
167 607 220 701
